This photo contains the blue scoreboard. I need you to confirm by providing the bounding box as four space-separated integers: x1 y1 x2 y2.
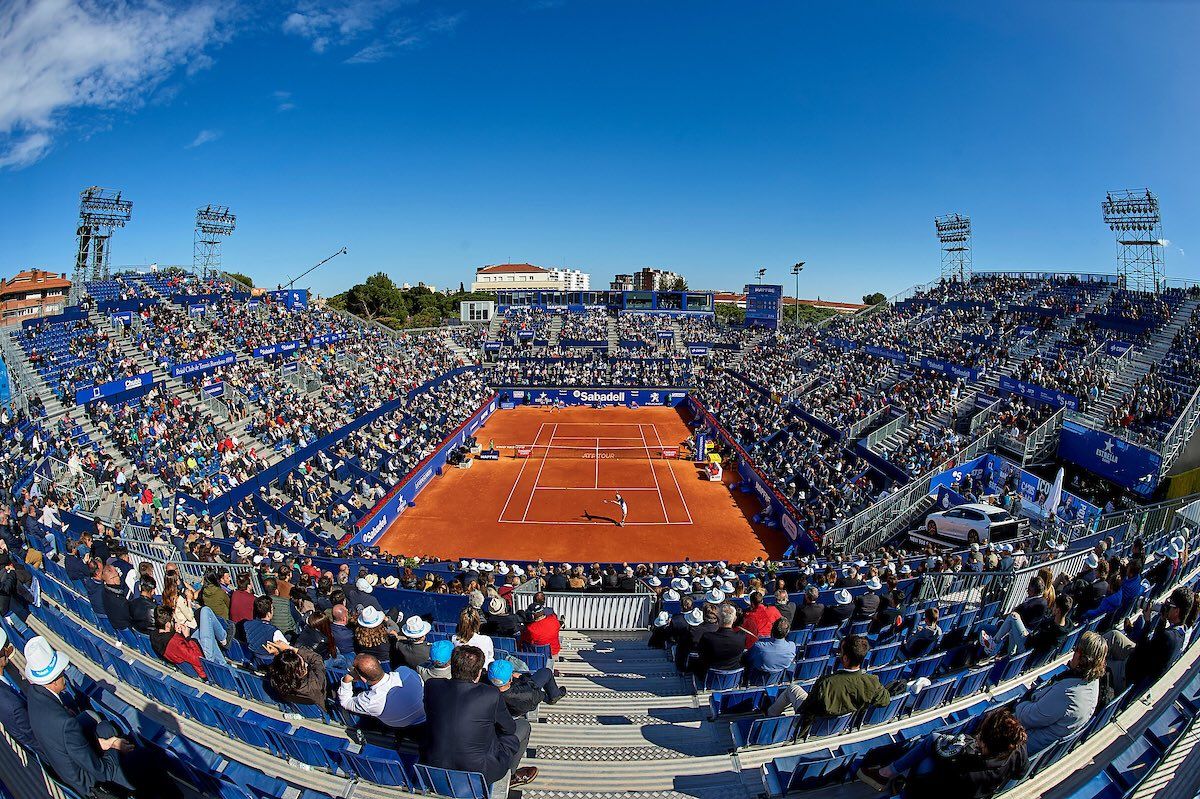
744 284 783 329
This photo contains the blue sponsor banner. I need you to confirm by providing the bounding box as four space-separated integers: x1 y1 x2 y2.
825 336 858 351
688 344 711 356
484 341 503 352
98 298 157 313
1017 325 1038 338
1058 421 1162 496
934 484 972 511
22 306 86 329
864 344 908 363
253 339 305 358
919 356 980 382
501 387 687 408
172 292 249 306
559 338 609 348
1104 340 1135 357
989 454 1103 521
1084 313 1155 336
350 397 500 548
310 332 350 347
517 330 534 340
202 381 224 398
997 375 1080 411
75 372 154 406
1009 304 1067 317
170 351 236 379
109 311 133 325
188 304 206 316
269 289 309 310
657 329 674 339
247 299 260 309
619 340 651 349
280 361 299 375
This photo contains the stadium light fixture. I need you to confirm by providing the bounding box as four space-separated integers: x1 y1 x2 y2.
75 186 134 288
1102 188 1165 293
934 212 972 283
791 262 805 326
756 268 767 284
194 204 237 280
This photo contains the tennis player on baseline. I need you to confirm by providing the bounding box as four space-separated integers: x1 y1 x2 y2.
603 492 628 527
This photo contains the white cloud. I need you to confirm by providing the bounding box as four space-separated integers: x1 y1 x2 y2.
283 0 406 53
187 129 222 148
274 90 296 111
0 131 51 169
282 1 461 63
0 0 225 170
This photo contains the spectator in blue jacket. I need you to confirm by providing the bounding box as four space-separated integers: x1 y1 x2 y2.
0 627 41 756
745 618 797 679
1086 559 1148 623
243 595 287 667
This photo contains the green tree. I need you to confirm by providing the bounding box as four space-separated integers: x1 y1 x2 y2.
662 275 688 291
862 292 887 305
715 303 745 325
224 271 254 289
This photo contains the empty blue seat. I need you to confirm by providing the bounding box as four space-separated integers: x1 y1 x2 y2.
341 750 415 789
804 639 836 659
415 764 491 799
860 694 905 726
731 714 803 748
761 752 851 797
909 676 955 714
952 664 992 700
792 656 826 682
709 688 766 719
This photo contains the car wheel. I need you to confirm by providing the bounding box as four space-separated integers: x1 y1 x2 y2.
968 529 980 544
926 521 937 536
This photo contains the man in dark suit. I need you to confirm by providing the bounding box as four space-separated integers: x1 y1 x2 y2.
64 541 91 583
23 636 132 797
101 566 134 630
793 586 825 628
421 645 539 790
0 628 41 756
694 604 747 675
854 578 882 620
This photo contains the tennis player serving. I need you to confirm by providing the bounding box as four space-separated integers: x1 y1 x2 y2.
603 492 629 527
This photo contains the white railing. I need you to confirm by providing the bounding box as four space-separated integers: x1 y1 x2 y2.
864 412 909 451
511 583 655 631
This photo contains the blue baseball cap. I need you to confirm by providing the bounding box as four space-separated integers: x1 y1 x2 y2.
488 659 514 686
430 640 454 665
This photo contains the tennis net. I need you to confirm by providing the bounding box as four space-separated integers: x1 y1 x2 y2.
512 443 680 460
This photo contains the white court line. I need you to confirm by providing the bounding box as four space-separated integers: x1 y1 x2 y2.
520 422 558 522
638 422 671 524
498 421 544 522
501 519 694 526
533 486 662 491
651 423 693 524
550 436 645 441
594 438 599 488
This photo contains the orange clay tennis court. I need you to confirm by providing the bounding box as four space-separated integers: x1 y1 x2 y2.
375 405 788 563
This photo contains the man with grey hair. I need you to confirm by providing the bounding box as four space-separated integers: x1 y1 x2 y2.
794 585 825 627
694 603 746 676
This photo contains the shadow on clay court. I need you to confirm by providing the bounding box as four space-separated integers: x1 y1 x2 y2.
582 510 622 526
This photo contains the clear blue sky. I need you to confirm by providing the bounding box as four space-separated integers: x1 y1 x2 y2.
2 1 1197 302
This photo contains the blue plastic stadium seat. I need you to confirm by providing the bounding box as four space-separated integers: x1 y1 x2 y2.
804 639 836 659
859 694 905 726
415 764 491 799
340 750 416 789
731 714 804 748
807 712 854 739
709 688 766 719
702 667 745 692
909 676 955 714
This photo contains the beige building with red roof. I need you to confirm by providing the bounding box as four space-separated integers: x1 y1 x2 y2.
471 263 590 292
0 269 70 326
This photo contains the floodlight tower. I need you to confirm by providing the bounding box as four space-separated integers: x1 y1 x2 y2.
194 205 237 279
934 213 972 283
1102 189 1165 294
74 187 133 286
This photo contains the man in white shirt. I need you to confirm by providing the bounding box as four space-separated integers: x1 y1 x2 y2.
337 653 426 734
